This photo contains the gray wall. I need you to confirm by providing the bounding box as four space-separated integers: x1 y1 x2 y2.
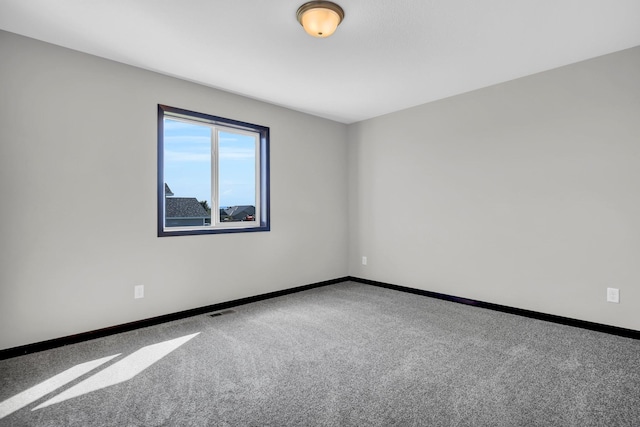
0 31 349 350
2 30 638 351
348 46 640 331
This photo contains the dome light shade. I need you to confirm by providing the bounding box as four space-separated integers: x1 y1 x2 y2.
296 1 345 38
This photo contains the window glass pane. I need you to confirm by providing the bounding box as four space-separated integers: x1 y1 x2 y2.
218 130 256 223
163 118 212 227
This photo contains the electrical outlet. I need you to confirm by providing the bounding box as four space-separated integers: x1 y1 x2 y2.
606 287 619 303
134 285 144 299
362 256 367 265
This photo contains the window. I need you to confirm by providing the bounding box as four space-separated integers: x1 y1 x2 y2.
158 105 269 236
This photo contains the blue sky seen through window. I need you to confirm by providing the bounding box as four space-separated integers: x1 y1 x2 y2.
164 119 256 208
218 131 256 208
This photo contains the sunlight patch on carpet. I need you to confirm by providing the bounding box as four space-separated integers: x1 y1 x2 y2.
33 332 200 410
0 354 120 419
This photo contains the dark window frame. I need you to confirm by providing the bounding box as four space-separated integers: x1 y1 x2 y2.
157 104 270 237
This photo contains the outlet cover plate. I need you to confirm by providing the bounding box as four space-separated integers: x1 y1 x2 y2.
607 287 619 303
134 285 144 299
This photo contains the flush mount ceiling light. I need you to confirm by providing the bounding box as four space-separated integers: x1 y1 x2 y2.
296 1 345 38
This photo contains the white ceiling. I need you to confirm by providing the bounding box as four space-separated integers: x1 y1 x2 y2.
1 0 639 124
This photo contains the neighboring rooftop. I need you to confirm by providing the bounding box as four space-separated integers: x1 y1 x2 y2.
165 197 209 219
164 183 174 197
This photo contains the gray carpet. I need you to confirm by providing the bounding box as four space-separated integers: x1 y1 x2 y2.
1 281 639 426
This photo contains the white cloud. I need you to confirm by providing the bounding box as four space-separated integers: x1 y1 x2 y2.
165 135 211 145
165 150 210 162
220 148 255 160
219 136 239 143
